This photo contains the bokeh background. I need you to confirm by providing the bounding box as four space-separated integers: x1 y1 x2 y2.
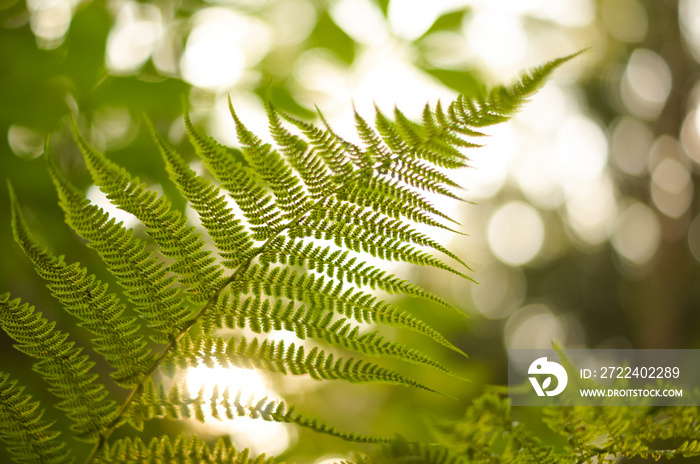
2 0 700 462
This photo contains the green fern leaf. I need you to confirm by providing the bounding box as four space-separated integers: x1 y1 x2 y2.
0 293 117 441
71 120 225 302
149 122 256 268
277 110 355 180
174 333 441 394
0 372 73 464
99 434 277 464
9 186 154 387
127 379 389 444
208 295 457 377
229 102 314 220
261 237 458 307
184 115 286 240
231 265 465 356
302 199 470 270
1 54 582 462
267 104 336 199
47 157 191 341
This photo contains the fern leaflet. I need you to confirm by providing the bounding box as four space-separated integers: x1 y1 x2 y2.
9 187 154 388
0 293 117 441
0 372 72 464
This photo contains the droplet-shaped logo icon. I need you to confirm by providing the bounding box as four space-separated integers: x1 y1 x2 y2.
528 357 568 396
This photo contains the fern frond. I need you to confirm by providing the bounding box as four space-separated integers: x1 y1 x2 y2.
231 265 465 355
430 393 561 464
9 186 154 387
99 435 277 464
267 105 336 199
71 120 225 302
343 175 458 229
47 157 191 341
262 237 457 307
353 111 460 225
127 379 389 444
208 295 456 376
184 115 286 240
307 199 467 268
372 107 464 198
0 55 580 463
0 372 73 464
277 110 355 178
391 105 473 170
148 123 255 268
174 334 440 394
273 111 461 233
291 215 466 277
0 294 117 441
544 403 700 462
445 51 583 130
229 101 313 219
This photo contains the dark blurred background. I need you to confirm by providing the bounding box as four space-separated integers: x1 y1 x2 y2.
1 0 699 462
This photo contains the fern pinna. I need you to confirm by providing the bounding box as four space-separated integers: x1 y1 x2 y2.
0 55 575 464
